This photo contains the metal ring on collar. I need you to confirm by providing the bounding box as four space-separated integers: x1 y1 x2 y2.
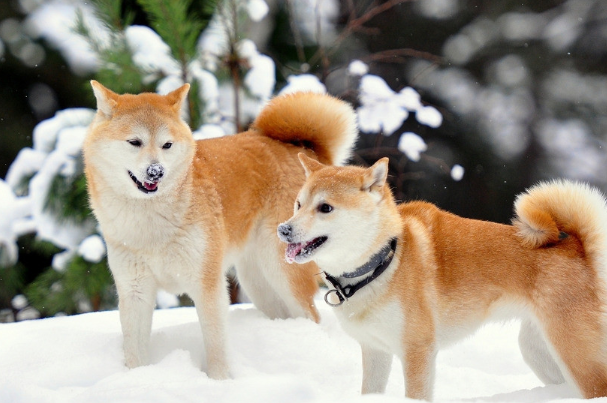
324 289 345 307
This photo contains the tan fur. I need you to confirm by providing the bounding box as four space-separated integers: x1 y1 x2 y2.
83 82 358 377
281 157 607 400
251 92 358 166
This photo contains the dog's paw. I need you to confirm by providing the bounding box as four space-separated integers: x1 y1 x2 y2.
206 365 231 380
124 352 150 369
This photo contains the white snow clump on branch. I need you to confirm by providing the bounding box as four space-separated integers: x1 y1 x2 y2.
25 0 103 75
193 124 225 140
78 235 106 263
279 74 327 95
239 39 276 100
246 0 269 22
290 0 340 45
0 180 34 267
451 164 465 181
126 25 181 81
1 108 98 269
398 132 428 162
348 60 369 76
357 74 441 136
416 105 443 128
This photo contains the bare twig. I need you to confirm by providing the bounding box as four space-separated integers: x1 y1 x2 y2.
228 52 243 133
363 48 443 65
217 0 244 132
314 0 331 80
352 0 414 28
230 0 243 132
286 0 307 65
308 0 416 67
421 154 451 174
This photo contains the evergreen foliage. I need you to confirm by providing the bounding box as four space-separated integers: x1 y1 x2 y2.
26 256 115 315
0 265 25 312
138 0 202 63
74 1 146 94
45 169 92 225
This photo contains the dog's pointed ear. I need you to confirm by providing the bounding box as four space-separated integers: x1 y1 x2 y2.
91 80 119 118
362 158 389 191
298 153 324 177
166 83 190 112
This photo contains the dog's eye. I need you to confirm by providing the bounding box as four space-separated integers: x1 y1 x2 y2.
296 201 301 210
127 139 142 147
318 203 333 213
162 142 173 149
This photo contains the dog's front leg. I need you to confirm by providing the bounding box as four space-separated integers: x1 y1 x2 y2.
402 338 437 401
190 266 231 380
361 344 392 394
110 250 157 368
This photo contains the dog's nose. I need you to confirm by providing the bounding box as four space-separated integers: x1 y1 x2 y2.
277 223 293 242
146 163 164 181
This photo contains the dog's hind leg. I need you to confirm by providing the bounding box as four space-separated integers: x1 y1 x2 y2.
518 318 565 385
361 345 392 394
270 258 320 322
258 255 320 322
237 230 320 322
235 260 291 320
536 307 607 398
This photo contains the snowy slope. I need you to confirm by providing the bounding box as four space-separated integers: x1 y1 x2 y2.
0 296 586 403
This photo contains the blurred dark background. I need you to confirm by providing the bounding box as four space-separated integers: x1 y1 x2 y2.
3 0 606 224
1 0 607 318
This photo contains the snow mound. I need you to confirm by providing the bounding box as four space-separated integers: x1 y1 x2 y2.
0 295 583 403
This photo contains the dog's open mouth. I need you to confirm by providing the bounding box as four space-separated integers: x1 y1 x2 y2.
285 236 328 263
128 171 159 194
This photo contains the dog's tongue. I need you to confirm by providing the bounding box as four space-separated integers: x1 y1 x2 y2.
144 181 158 191
285 243 304 263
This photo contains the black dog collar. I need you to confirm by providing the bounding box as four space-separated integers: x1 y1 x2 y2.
322 238 398 307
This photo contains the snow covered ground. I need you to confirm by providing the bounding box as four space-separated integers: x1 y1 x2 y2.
0 294 586 403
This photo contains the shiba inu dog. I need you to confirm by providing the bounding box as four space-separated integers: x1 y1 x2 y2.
278 154 607 400
82 82 357 378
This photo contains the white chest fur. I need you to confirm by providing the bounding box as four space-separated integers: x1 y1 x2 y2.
95 193 208 295
95 194 191 248
334 299 405 355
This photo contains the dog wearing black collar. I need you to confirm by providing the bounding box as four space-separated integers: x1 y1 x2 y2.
278 153 607 401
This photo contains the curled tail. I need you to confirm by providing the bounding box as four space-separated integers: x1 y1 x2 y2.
251 92 358 165
513 179 607 271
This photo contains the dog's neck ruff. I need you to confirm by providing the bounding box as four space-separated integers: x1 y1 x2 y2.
322 238 398 307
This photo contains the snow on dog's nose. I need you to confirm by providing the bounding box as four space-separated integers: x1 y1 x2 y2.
277 223 293 242
128 163 165 194
146 163 164 182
